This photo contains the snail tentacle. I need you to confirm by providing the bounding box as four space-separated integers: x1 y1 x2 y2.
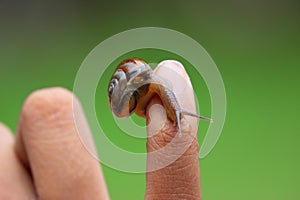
176 110 182 137
180 110 214 123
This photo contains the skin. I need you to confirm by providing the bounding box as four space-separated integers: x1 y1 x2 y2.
0 60 201 199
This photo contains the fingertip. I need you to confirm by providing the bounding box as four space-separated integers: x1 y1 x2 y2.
22 87 74 117
155 60 189 80
16 87 78 170
20 87 79 134
17 87 109 199
154 60 196 115
155 60 193 95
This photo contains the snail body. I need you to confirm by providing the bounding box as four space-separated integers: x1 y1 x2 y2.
108 58 212 136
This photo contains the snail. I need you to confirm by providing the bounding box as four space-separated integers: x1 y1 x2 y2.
108 58 213 136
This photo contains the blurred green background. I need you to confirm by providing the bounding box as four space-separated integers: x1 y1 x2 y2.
1 0 299 199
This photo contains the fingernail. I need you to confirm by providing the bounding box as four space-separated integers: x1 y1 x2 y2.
154 60 196 124
155 60 191 96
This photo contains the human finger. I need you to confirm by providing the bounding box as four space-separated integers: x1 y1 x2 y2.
14 87 109 199
145 61 202 200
